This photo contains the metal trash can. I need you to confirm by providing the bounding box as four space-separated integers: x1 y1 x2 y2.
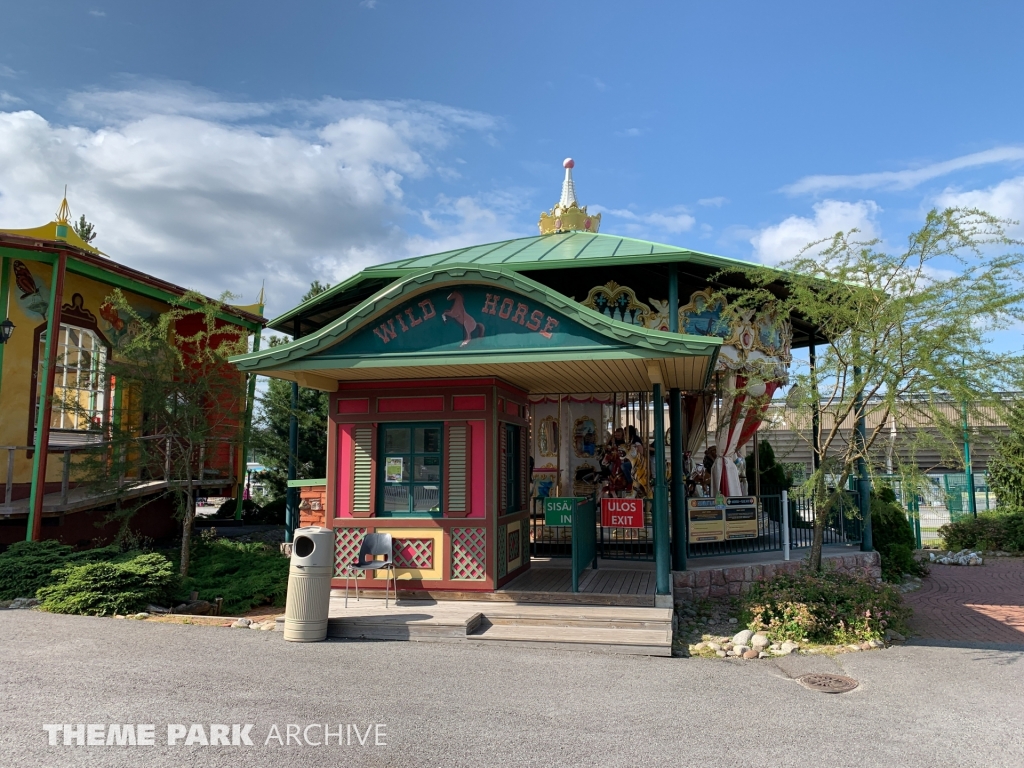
283 526 334 642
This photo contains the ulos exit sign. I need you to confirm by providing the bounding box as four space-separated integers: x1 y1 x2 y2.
601 498 644 528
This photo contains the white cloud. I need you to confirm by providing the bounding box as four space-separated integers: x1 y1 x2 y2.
0 65 16 79
595 205 696 236
0 84 505 318
750 200 881 265
782 147 1024 195
593 78 607 91
698 196 728 207
615 128 642 137
935 176 1024 234
89 9 106 17
359 0 378 7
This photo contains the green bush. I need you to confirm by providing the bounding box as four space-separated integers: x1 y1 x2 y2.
37 553 178 616
178 538 289 615
0 541 121 600
871 488 927 582
938 510 1024 552
742 565 910 644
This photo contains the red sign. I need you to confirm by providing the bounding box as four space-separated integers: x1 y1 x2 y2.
601 498 645 528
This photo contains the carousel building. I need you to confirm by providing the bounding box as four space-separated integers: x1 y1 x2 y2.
233 160 827 607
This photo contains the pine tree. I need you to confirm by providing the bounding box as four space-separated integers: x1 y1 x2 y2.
73 214 97 243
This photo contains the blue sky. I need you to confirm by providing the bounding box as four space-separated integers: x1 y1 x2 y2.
2 1 1023 320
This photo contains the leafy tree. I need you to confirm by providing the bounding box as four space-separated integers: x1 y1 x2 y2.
73 214 96 244
725 208 1024 570
74 289 249 576
986 399 1024 510
251 281 331 498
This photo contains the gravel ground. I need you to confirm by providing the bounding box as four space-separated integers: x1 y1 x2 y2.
3 610 1023 768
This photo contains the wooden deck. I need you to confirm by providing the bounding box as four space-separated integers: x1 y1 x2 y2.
499 563 657 607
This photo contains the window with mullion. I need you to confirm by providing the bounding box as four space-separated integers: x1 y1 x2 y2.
378 423 443 517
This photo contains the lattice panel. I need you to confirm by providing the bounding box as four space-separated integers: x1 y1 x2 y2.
393 538 434 570
334 527 368 577
506 528 521 564
451 527 486 581
497 524 507 579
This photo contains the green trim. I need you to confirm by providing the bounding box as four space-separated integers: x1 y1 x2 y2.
66 258 263 332
286 478 328 488
0 246 57 265
27 254 64 540
233 266 721 373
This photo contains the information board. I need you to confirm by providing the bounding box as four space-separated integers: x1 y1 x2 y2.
687 498 725 543
725 496 759 539
543 497 577 526
600 498 645 528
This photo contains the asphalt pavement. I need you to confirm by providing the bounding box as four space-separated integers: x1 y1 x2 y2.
3 610 1023 768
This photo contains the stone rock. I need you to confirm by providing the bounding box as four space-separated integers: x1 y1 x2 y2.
232 618 252 628
260 623 275 631
770 643 781 651
845 644 861 651
716 650 727 658
869 639 883 649
728 618 738 624
692 642 706 652
751 634 769 649
707 642 722 652
113 614 126 619
742 649 759 659
132 613 150 620
732 629 754 646
780 641 800 654
734 645 750 656
859 642 872 651
146 604 170 614
723 643 734 651
725 650 736 657
884 629 906 642
9 597 40 609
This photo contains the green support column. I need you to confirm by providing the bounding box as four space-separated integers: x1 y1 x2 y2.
962 401 977 517
27 252 67 541
653 382 671 597
285 319 300 542
0 256 10 401
669 387 686 570
235 323 263 519
853 366 872 551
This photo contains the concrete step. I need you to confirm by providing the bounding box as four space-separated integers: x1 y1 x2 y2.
467 622 672 656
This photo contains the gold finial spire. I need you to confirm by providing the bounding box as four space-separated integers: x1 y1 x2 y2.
55 186 72 225
538 158 601 235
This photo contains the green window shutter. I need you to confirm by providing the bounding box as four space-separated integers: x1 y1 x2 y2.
446 424 469 515
499 425 508 514
353 426 374 515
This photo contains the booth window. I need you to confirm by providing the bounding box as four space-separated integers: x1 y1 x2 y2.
36 324 108 434
378 423 443 517
503 424 522 513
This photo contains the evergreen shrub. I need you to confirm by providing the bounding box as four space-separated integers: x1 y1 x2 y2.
939 510 1024 552
37 553 178 615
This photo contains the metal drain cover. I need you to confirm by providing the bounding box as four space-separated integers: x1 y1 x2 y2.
796 673 859 693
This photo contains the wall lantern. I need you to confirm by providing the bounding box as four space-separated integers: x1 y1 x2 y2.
0 318 14 344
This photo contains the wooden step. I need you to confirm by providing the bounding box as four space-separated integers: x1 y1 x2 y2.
466 623 672 656
482 605 672 631
327 611 482 642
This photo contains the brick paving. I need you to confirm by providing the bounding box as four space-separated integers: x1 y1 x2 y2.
904 557 1024 644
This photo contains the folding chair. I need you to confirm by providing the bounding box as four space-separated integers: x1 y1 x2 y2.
344 533 397 608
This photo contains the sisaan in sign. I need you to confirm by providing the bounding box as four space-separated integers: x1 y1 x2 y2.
601 498 644 528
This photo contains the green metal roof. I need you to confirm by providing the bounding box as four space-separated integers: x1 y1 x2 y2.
374 231 758 272
269 232 760 333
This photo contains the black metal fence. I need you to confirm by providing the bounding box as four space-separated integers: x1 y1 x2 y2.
531 489 864 562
